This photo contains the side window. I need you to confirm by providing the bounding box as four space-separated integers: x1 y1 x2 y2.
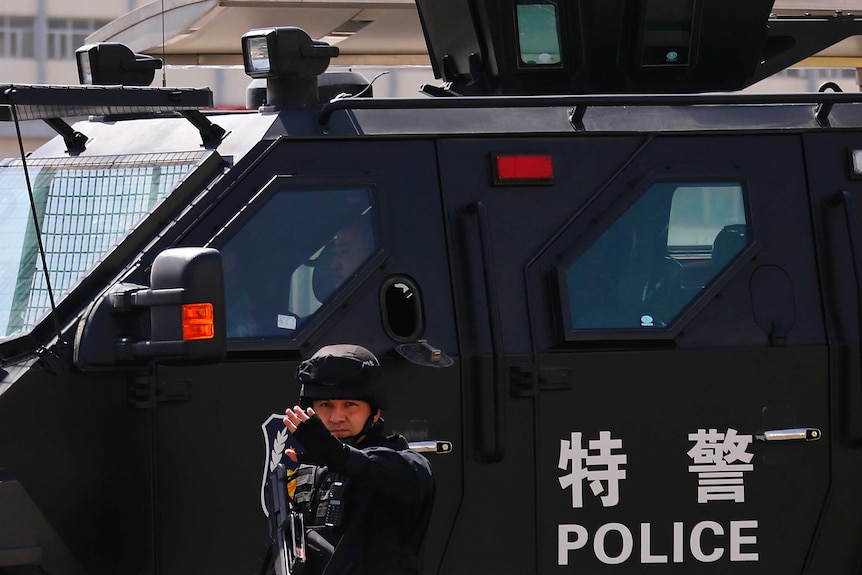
560 181 747 333
216 184 376 339
516 0 562 67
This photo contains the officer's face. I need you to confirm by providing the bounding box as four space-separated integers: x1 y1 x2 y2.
331 223 372 285
312 399 378 439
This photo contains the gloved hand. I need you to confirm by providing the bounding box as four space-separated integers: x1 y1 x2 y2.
292 414 350 470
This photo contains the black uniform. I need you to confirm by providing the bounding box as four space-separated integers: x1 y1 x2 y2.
289 415 434 575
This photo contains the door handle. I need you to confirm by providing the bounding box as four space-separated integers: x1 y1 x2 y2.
409 440 454 454
755 428 822 442
462 201 506 463
838 190 862 447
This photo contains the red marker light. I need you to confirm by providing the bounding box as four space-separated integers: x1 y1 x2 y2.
494 154 554 184
182 303 215 340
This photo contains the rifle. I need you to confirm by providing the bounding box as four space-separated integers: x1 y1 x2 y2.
264 463 306 575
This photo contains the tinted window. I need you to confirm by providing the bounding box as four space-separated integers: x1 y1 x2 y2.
516 1 562 66
216 184 376 338
639 0 695 67
561 181 747 332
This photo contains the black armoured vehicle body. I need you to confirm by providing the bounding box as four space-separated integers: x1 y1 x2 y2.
2 1 862 574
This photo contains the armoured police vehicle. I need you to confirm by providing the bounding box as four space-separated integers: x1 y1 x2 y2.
2 0 862 573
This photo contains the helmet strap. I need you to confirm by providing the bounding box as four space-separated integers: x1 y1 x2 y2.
342 411 381 447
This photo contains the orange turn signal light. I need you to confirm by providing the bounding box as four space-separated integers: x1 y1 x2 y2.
182 303 215 340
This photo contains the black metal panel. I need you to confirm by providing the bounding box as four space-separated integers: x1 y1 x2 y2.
416 0 776 95
138 138 462 575
321 92 862 135
801 131 862 574
438 132 830 573
0 367 156 575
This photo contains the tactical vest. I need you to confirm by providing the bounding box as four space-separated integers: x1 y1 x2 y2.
287 433 431 575
292 465 348 527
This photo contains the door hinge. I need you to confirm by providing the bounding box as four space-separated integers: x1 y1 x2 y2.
510 364 537 397
128 375 191 409
540 367 573 391
510 364 574 397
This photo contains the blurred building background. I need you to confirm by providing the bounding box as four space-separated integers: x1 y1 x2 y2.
0 0 131 153
0 0 860 158
0 0 435 157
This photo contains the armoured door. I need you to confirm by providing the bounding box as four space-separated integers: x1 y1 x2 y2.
799 131 862 573
440 134 829 573
145 139 461 575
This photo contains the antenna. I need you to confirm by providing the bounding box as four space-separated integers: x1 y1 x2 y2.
161 0 167 87
5 89 66 347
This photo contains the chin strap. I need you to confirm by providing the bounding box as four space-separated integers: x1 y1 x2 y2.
342 415 383 447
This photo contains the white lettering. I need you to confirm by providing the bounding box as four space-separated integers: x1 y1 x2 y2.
558 524 588 566
641 523 668 563
690 520 724 562
594 523 633 565
730 520 759 561
687 428 754 503
559 431 627 508
673 521 684 563
556 520 757 566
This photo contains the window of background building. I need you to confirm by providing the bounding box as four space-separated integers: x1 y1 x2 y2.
0 17 35 58
48 18 110 59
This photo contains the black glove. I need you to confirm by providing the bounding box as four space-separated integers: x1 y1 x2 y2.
292 415 350 470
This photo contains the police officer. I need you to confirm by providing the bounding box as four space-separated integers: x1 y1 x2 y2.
281 344 434 575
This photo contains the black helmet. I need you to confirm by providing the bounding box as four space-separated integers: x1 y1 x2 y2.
297 344 385 409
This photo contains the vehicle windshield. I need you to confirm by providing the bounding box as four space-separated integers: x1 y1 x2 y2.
0 152 206 340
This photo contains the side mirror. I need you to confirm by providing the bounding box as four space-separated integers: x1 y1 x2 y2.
74 247 226 370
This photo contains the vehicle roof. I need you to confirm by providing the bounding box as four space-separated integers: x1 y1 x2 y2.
320 93 862 135
28 111 277 160
88 0 862 68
